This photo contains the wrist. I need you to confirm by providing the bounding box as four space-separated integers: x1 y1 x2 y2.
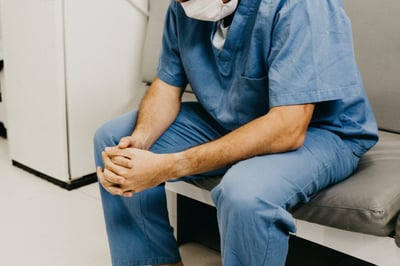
130 131 151 150
166 152 188 180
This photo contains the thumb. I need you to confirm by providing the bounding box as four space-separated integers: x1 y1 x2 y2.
118 137 132 149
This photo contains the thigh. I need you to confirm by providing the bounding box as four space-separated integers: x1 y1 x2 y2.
94 102 228 165
213 127 360 210
94 111 138 147
149 102 228 154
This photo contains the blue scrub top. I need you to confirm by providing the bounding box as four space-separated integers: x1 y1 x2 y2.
157 0 378 157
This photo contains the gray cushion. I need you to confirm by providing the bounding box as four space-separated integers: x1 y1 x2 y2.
293 131 400 236
189 131 400 237
188 177 222 192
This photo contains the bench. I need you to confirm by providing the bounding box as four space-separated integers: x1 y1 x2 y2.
141 0 400 265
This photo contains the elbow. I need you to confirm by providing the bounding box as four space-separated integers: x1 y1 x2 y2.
268 103 314 152
286 130 307 151
290 134 306 150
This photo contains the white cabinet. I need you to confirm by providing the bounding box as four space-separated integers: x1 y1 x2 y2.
0 73 6 138
0 0 148 188
0 68 5 137
0 3 6 135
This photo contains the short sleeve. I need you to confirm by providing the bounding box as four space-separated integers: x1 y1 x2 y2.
267 0 361 107
157 3 188 88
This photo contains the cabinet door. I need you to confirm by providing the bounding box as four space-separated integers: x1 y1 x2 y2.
1 0 70 180
63 0 148 179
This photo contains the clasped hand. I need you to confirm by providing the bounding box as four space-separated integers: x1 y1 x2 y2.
97 137 171 197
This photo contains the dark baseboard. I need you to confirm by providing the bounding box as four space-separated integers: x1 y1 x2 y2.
0 122 6 138
12 160 97 190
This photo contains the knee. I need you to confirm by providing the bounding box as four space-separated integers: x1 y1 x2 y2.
93 111 138 150
93 121 119 150
211 166 297 232
93 123 119 167
211 169 264 216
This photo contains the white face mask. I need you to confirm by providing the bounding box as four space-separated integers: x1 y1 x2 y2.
180 0 239 22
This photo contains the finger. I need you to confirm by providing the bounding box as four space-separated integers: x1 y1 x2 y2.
118 137 132 149
103 168 126 187
107 185 124 196
104 146 121 154
102 151 130 177
120 180 135 197
104 147 133 158
97 167 123 195
96 166 105 185
122 191 134 198
97 167 115 190
111 155 133 168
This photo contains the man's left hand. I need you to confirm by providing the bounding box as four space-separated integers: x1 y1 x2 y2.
98 147 172 197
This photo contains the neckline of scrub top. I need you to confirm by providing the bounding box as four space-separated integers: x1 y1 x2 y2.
210 0 262 76
211 0 262 58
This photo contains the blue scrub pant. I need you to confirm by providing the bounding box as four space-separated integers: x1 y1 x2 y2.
93 102 359 266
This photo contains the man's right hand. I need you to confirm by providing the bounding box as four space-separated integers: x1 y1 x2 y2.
117 135 148 150
118 136 136 149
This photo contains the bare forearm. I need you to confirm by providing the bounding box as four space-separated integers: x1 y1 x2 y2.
170 104 315 179
132 78 183 149
100 104 314 196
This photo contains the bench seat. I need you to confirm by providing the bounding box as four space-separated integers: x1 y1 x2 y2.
144 0 400 264
182 131 400 240
293 131 400 237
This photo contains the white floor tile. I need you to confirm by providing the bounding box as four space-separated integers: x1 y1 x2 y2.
0 137 220 266
180 243 221 266
79 180 102 200
0 138 110 266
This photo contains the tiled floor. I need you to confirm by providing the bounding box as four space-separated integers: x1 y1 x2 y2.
0 137 110 266
0 136 221 266
0 136 374 266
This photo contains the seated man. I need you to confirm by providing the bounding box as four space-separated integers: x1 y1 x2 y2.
94 0 379 265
